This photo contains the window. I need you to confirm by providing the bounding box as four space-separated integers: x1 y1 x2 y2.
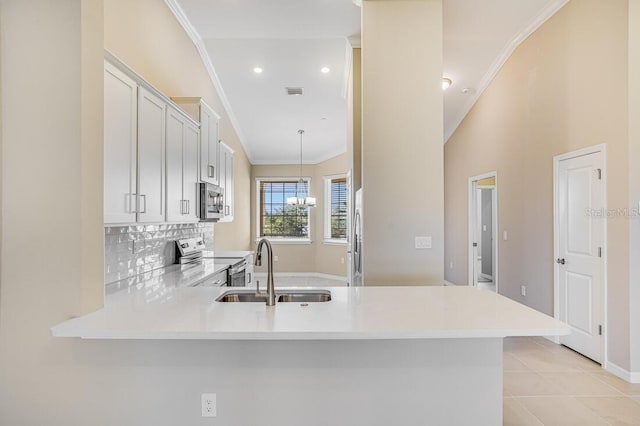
256 178 311 242
324 175 348 243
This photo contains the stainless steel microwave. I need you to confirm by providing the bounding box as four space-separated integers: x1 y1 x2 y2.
199 183 224 222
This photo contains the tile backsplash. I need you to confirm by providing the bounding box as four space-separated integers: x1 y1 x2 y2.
104 223 214 284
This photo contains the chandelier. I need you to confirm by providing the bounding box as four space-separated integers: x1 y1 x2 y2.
286 129 316 207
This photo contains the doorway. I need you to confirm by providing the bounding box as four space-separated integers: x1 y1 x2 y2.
554 145 606 364
468 172 498 292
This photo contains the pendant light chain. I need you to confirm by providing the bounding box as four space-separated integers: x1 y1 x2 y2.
299 129 304 194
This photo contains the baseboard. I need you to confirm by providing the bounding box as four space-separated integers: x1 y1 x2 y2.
253 272 347 283
605 361 640 384
544 335 560 344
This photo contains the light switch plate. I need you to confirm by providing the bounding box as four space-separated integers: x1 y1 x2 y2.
415 236 432 249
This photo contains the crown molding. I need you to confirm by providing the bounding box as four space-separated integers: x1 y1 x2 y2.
444 0 569 143
163 0 255 163
250 147 347 166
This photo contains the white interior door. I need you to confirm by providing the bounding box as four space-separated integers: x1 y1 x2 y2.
469 173 498 292
476 188 483 282
556 150 605 363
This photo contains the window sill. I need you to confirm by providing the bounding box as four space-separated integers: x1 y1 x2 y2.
255 238 312 245
322 239 348 246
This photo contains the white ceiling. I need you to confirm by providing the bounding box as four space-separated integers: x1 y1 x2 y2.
443 0 568 141
173 0 567 164
176 0 360 164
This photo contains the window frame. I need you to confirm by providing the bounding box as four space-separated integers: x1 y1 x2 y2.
323 174 348 245
255 176 313 244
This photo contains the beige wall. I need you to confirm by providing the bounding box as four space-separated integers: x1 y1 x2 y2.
251 153 348 277
0 0 105 422
346 48 362 193
362 0 444 285
444 0 631 369
629 0 640 373
104 0 251 251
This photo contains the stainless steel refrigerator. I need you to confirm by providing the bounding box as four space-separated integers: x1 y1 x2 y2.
348 189 363 286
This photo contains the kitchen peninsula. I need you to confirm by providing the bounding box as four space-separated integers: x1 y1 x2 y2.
53 281 568 425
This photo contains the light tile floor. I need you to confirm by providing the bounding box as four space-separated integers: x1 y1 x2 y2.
504 337 640 425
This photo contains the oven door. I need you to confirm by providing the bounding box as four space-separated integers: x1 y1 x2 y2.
228 261 247 287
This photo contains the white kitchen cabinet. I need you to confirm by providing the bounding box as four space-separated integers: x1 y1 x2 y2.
136 87 166 223
166 105 200 222
183 121 200 222
219 141 234 222
104 62 137 224
172 98 220 186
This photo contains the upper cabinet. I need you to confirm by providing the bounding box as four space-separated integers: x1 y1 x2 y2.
104 62 138 224
219 141 234 222
173 98 220 186
166 105 200 222
136 87 166 223
104 55 232 226
174 97 234 223
106 60 170 225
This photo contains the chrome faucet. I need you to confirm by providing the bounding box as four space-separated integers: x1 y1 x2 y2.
254 238 276 306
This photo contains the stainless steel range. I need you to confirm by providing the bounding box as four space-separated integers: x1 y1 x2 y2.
176 237 248 287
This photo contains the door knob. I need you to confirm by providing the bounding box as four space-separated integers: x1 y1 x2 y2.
556 258 566 265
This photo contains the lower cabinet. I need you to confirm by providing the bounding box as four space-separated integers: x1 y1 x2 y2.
166 105 200 222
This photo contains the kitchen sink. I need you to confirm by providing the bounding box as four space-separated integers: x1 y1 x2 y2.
216 293 269 303
277 292 332 303
216 290 331 303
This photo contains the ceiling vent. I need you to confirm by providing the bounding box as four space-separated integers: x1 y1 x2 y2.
286 87 304 96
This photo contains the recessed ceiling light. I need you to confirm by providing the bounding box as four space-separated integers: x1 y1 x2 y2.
442 78 452 90
321 67 330 74
253 67 263 74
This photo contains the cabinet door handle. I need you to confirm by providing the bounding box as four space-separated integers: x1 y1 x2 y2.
139 194 147 214
208 165 215 178
126 193 135 214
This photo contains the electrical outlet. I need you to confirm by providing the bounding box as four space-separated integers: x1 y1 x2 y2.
201 393 216 417
415 236 432 249
273 255 279 262
449 261 454 270
521 285 526 297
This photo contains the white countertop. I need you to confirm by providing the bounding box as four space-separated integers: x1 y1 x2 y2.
53 282 569 340
105 259 229 295
208 250 253 259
